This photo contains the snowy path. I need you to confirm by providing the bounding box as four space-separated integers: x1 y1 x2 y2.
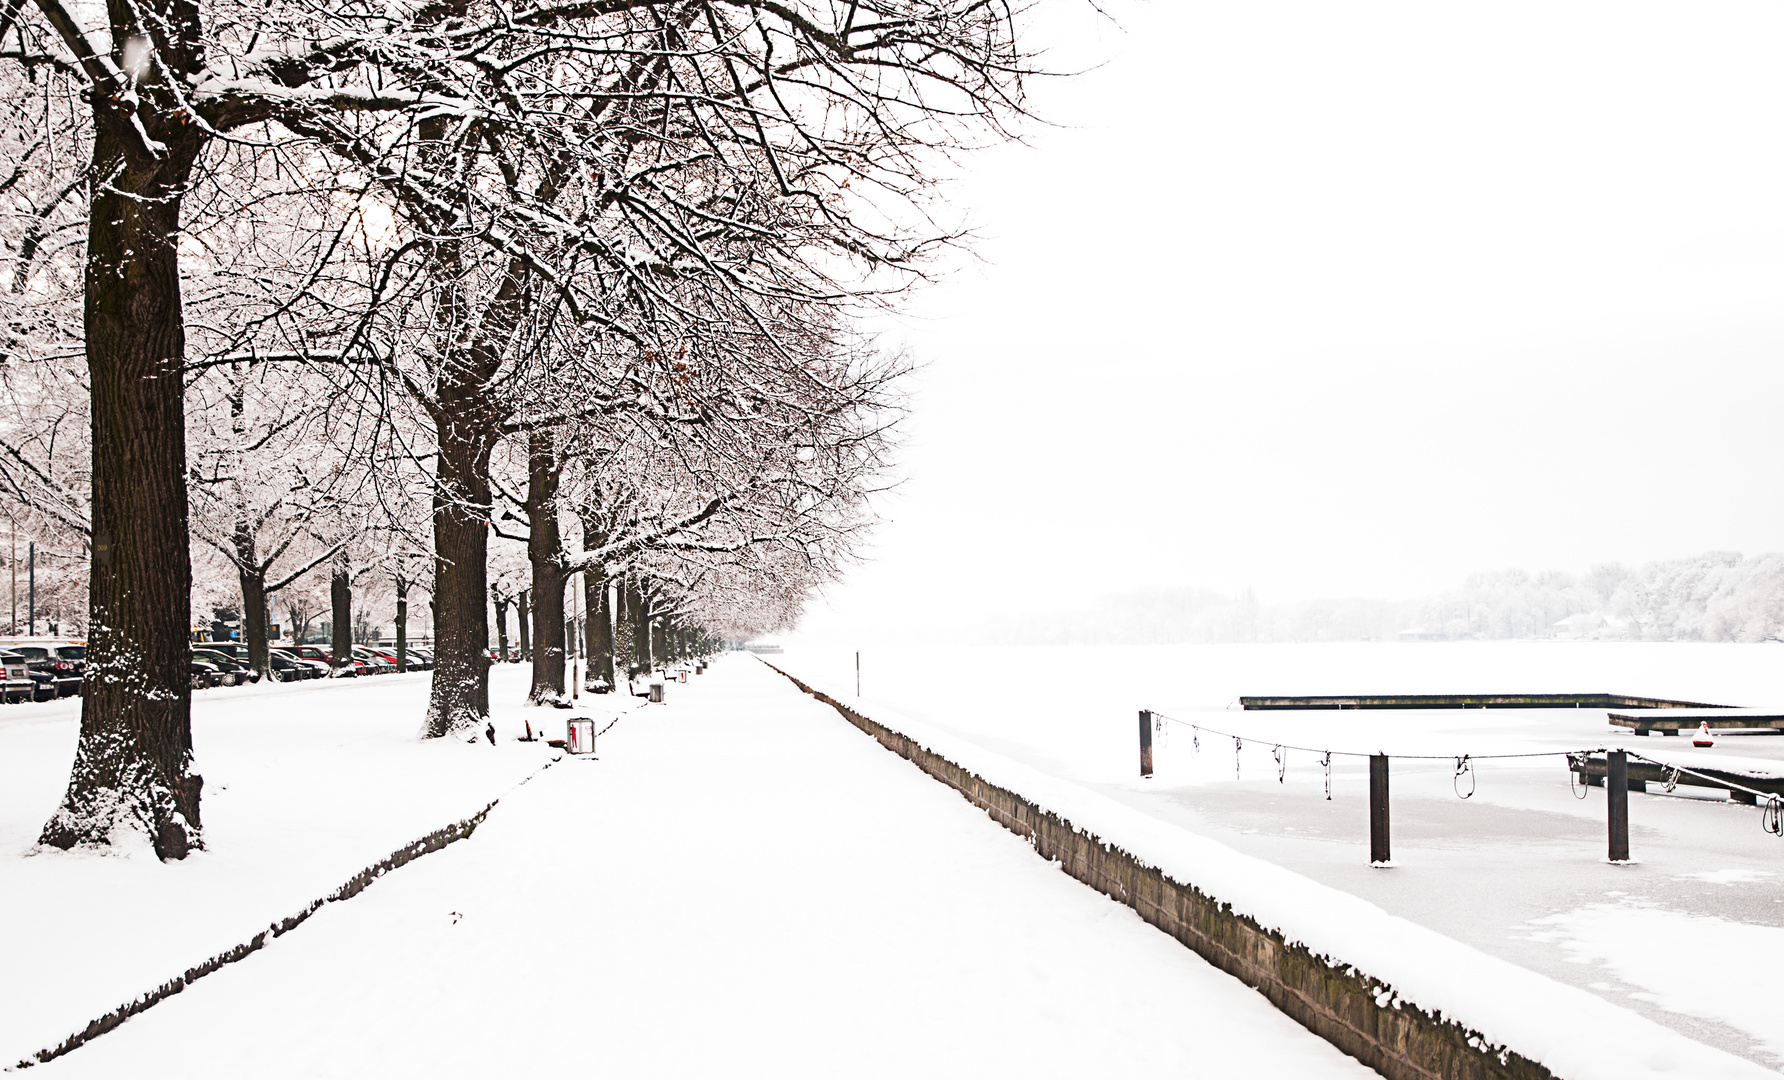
29 658 1374 1078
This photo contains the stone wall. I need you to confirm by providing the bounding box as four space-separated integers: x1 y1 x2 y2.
764 662 1556 1080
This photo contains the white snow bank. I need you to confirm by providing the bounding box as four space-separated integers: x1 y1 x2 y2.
0 667 600 1067
774 658 1780 1080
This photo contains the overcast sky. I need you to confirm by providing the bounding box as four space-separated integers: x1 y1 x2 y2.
799 0 1784 641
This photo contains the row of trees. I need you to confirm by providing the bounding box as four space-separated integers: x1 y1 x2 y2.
0 0 1039 858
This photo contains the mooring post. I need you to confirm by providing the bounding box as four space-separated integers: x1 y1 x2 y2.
1369 754 1391 865
1139 710 1154 778
1608 749 1630 862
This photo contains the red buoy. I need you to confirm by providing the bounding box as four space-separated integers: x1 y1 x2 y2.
1693 720 1714 748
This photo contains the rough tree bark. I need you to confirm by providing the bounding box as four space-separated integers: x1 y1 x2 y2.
330 558 353 675
236 554 272 682
493 590 511 662
629 575 653 675
394 575 409 673
515 589 530 662
587 570 612 692
39 87 207 859
525 432 566 704
422 401 496 738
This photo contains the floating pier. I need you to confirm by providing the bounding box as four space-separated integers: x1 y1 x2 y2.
1571 752 1784 802
1607 710 1784 735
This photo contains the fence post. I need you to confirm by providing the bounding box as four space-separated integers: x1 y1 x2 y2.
1607 749 1630 862
1139 710 1154 778
1370 754 1391 865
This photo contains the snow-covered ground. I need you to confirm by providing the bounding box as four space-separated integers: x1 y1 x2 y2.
15 659 1377 1078
775 641 1784 1071
0 667 579 1067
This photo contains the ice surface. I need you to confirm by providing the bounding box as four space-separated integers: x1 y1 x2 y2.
777 641 1784 1075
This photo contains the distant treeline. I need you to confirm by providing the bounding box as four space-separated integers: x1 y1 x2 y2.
977 552 1784 645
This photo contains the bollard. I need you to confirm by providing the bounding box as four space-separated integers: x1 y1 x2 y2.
1139 710 1154 778
649 681 665 704
1369 754 1390 865
1608 749 1630 862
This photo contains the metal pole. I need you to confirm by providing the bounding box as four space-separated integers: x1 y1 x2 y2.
1370 754 1391 865
27 541 34 636
9 525 14 634
855 650 860 697
1138 709 1154 777
1608 749 1630 862
571 572 581 700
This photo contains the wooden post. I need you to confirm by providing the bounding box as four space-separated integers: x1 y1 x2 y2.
1138 710 1154 777
1369 754 1391 865
1607 749 1630 862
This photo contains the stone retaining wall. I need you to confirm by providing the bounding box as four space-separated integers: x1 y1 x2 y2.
764 661 1555 1080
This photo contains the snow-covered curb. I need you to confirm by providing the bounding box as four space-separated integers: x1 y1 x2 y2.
765 659 1777 1080
10 756 562 1072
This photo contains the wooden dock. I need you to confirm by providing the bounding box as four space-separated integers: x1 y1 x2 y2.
1239 693 1726 711
1608 710 1784 735
1571 752 1784 802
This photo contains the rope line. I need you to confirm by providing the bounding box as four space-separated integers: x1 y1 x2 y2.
1150 711 1604 761
1146 711 1784 835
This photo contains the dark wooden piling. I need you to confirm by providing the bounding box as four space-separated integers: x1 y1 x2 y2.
1139 709 1154 778
1369 754 1390 865
1607 750 1629 862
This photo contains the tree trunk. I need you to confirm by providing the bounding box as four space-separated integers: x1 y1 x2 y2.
515 589 530 662
330 559 353 675
525 432 566 704
588 570 613 692
630 576 653 675
423 411 495 739
239 563 271 682
493 592 511 662
395 576 409 673
40 114 206 860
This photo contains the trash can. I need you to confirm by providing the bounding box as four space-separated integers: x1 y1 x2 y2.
649 681 665 703
567 718 595 754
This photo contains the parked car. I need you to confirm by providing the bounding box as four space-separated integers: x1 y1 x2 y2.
270 647 331 679
0 638 84 697
264 649 322 681
190 657 224 690
281 645 360 677
365 646 412 671
405 647 434 670
351 647 394 675
193 648 258 686
0 650 35 703
203 644 309 682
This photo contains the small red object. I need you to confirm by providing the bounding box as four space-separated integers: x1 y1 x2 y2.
1693 720 1714 748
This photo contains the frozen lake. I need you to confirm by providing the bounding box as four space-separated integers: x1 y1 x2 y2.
775 641 1784 1070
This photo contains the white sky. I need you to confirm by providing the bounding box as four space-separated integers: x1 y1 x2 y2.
801 0 1784 640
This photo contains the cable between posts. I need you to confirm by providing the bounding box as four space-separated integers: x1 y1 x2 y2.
1147 711 1784 836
